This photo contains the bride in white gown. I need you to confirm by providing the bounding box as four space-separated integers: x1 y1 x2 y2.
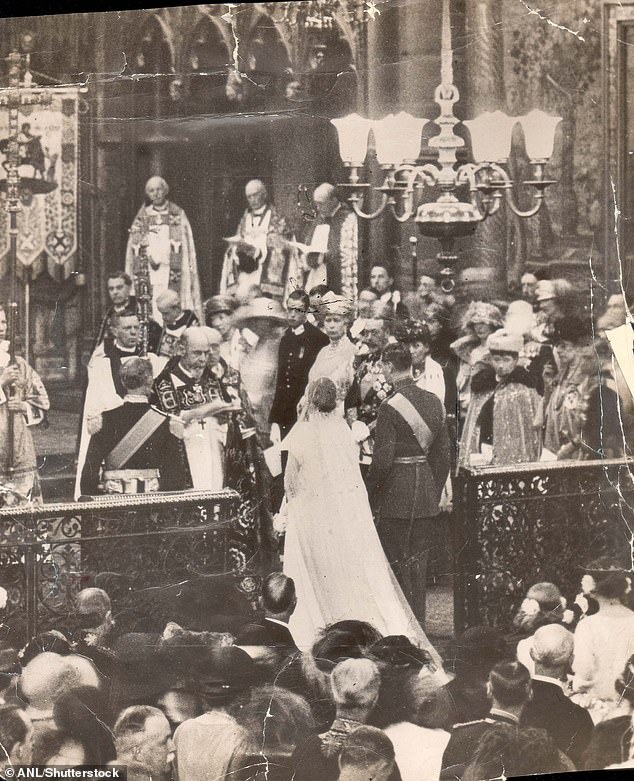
281 377 445 673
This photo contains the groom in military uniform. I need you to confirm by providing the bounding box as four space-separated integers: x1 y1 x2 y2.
80 357 187 495
367 342 450 627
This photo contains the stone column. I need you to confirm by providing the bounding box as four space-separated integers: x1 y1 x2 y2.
363 3 401 289
464 0 509 295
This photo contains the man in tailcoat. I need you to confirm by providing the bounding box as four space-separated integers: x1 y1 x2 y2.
367 342 450 627
269 289 329 444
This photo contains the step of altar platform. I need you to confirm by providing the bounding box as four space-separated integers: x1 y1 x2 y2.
31 406 79 503
37 453 76 502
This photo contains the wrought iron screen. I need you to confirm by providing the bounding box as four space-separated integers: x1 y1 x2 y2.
0 489 256 642
454 459 634 631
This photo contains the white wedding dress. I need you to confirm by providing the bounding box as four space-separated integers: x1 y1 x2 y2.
281 408 445 673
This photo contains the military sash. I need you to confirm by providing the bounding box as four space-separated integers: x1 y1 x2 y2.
104 407 166 470
386 393 437 453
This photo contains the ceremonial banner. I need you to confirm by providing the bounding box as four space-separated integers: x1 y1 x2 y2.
0 90 79 278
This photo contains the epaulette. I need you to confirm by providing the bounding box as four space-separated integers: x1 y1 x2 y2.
452 718 494 729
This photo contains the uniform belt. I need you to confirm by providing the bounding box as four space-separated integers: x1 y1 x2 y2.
102 468 160 495
393 455 427 464
103 469 160 480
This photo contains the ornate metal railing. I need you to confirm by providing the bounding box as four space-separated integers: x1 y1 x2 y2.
0 489 258 642
454 459 634 632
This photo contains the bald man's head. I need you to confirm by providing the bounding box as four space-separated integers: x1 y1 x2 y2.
313 183 339 218
179 327 211 378
530 624 574 676
145 176 169 207
245 179 268 211
156 289 182 325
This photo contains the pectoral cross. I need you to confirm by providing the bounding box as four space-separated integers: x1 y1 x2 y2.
198 417 207 430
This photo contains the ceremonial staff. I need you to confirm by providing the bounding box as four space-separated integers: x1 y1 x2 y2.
129 212 153 357
0 51 54 479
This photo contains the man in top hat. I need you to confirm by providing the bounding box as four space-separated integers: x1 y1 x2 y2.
367 342 450 627
126 176 202 325
154 289 199 361
269 289 329 445
301 183 358 302
205 295 244 371
219 179 300 303
80 357 188 496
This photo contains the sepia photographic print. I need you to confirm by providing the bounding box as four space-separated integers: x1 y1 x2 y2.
0 0 633 778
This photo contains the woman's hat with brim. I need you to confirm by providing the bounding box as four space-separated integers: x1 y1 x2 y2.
232 296 288 327
487 329 523 355
205 295 238 318
368 635 433 671
582 555 632 576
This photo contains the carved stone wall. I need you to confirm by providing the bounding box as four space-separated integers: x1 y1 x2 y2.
502 0 603 288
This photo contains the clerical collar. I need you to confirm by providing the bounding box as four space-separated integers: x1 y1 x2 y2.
113 342 137 355
124 394 149 404
292 325 305 336
150 202 169 212
251 206 269 217
165 312 188 331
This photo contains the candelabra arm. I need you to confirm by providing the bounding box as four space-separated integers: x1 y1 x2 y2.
401 163 440 189
388 198 417 223
456 163 479 191
349 191 389 220
505 194 544 219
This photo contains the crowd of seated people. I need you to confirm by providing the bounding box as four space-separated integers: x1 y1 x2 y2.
0 552 632 780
